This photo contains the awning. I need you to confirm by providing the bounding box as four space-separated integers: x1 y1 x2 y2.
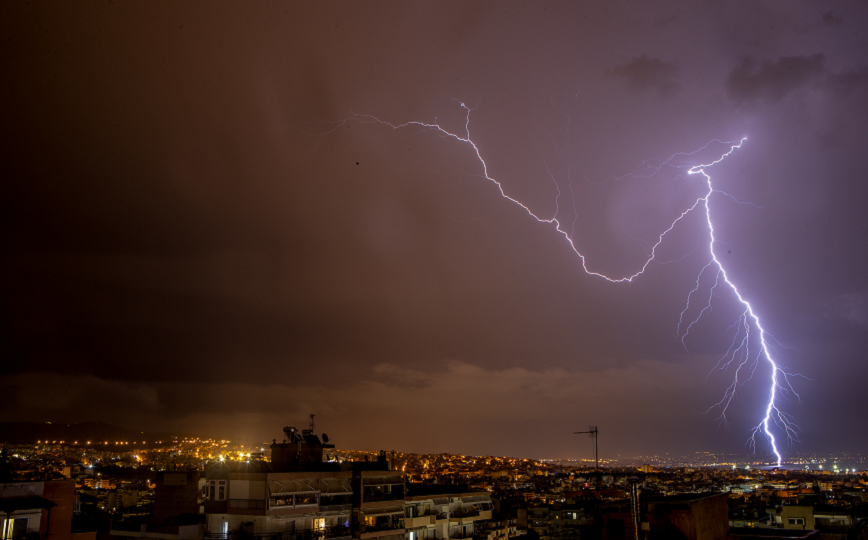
362 506 405 517
320 478 353 494
269 479 319 495
0 497 56 513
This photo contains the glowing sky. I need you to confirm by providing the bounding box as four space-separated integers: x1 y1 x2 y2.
3 2 867 459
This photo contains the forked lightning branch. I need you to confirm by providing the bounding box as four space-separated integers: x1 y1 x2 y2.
308 102 803 467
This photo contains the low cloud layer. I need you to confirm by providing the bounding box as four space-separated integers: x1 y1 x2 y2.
0 359 728 457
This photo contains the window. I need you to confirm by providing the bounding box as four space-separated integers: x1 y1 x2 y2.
296 493 318 506
3 517 30 540
208 480 227 501
788 518 805 525
220 521 229 535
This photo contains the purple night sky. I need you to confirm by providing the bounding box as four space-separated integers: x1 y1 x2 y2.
3 2 867 460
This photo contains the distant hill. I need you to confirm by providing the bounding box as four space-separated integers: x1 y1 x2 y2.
0 421 179 446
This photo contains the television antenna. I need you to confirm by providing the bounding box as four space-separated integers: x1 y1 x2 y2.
573 426 599 471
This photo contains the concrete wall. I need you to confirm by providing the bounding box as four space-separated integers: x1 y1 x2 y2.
781 506 814 530
647 493 728 540
41 480 75 540
154 471 200 522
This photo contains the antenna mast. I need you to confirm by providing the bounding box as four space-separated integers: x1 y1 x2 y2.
573 426 599 471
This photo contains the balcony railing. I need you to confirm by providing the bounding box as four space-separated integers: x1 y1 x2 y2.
229 499 267 510
362 492 405 503
205 525 350 540
112 522 147 533
361 521 404 533
318 503 352 513
112 523 200 537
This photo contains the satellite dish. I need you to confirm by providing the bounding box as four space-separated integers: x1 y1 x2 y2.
322 433 330 443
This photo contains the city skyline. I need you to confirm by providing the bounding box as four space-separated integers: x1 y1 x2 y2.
3 2 868 460
5 421 868 471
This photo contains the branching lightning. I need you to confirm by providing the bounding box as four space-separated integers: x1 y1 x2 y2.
308 101 801 467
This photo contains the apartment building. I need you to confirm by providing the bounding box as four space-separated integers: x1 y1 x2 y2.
200 426 410 540
403 486 492 540
0 480 76 540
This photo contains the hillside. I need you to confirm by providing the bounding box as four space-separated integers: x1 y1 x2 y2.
0 421 177 446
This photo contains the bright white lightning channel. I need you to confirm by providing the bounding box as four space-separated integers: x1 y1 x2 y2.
313 102 801 466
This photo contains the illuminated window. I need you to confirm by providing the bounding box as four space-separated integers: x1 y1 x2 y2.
296 493 318 506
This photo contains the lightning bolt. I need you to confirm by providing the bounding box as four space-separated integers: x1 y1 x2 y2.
305 101 800 467
683 155 802 468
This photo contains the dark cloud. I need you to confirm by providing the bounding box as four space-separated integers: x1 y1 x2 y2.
826 67 868 97
821 10 842 27
725 54 825 104
607 55 679 96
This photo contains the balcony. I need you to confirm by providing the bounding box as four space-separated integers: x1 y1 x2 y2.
358 520 405 540
204 500 229 514
204 525 350 540
318 503 352 513
229 500 267 510
451 510 480 520
404 516 436 529
451 510 491 525
361 492 405 504
228 499 266 515
292 525 351 540
112 523 201 539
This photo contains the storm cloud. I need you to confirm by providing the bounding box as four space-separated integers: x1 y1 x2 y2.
725 54 826 104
